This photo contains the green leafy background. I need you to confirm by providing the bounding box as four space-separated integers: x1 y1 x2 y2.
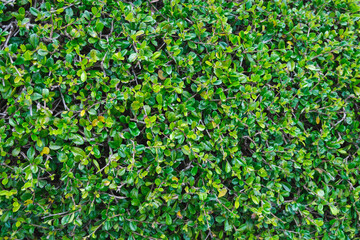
1 0 360 239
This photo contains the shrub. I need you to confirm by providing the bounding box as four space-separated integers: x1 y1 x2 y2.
1 0 360 239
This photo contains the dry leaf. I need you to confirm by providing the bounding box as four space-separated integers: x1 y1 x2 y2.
158 70 166 80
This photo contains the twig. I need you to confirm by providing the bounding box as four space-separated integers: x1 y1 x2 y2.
2 0 15 6
59 89 69 111
333 108 346 127
130 140 136 170
209 97 236 102
42 210 73 219
7 53 21 76
204 210 214 240
1 27 13 50
96 139 114 174
147 0 168 20
130 118 145 124
101 192 127 199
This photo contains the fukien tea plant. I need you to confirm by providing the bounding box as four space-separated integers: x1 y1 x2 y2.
1 0 360 239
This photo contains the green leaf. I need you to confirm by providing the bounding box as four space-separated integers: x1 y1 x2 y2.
191 166 198 176
354 86 360 96
129 127 140 137
95 21 104 32
38 49 48 56
71 147 86 158
198 192 207 201
153 51 161 59
287 61 295 71
125 12 135 22
128 53 137 62
156 94 163 105
49 142 62 150
156 165 162 174
129 221 137 231
131 101 142 111
182 145 191 155
251 195 260 205
81 71 87 82
316 189 325 198
12 147 21 157
225 161 231 173
61 215 70 225
30 34 40 48
224 220 232 232
91 7 98 15
165 213 172 225
31 93 43 101
143 105 151 115
306 65 319 71
14 57 24 65
27 147 35 160
278 40 285 49
29 7 40 16
72 134 84 145
330 205 340 216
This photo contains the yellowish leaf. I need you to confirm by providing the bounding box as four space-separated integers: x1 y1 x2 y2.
316 116 320 124
354 86 360 96
218 188 227 198
14 76 22 83
98 116 105 122
92 119 99 126
65 193 72 199
80 110 85 117
158 70 166 80
40 147 50 156
235 200 239 209
16 221 21 228
24 199 33 206
177 211 183 219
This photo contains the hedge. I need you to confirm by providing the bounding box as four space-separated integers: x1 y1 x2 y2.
1 0 360 239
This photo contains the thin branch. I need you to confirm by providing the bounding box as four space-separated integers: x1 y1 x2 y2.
101 192 127 199
7 53 21 76
59 89 69 111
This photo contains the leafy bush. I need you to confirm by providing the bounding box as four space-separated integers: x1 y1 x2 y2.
1 0 360 239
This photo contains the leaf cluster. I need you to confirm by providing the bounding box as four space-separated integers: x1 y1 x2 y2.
1 0 360 239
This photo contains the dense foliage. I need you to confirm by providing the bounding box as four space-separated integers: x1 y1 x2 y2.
1 0 360 239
